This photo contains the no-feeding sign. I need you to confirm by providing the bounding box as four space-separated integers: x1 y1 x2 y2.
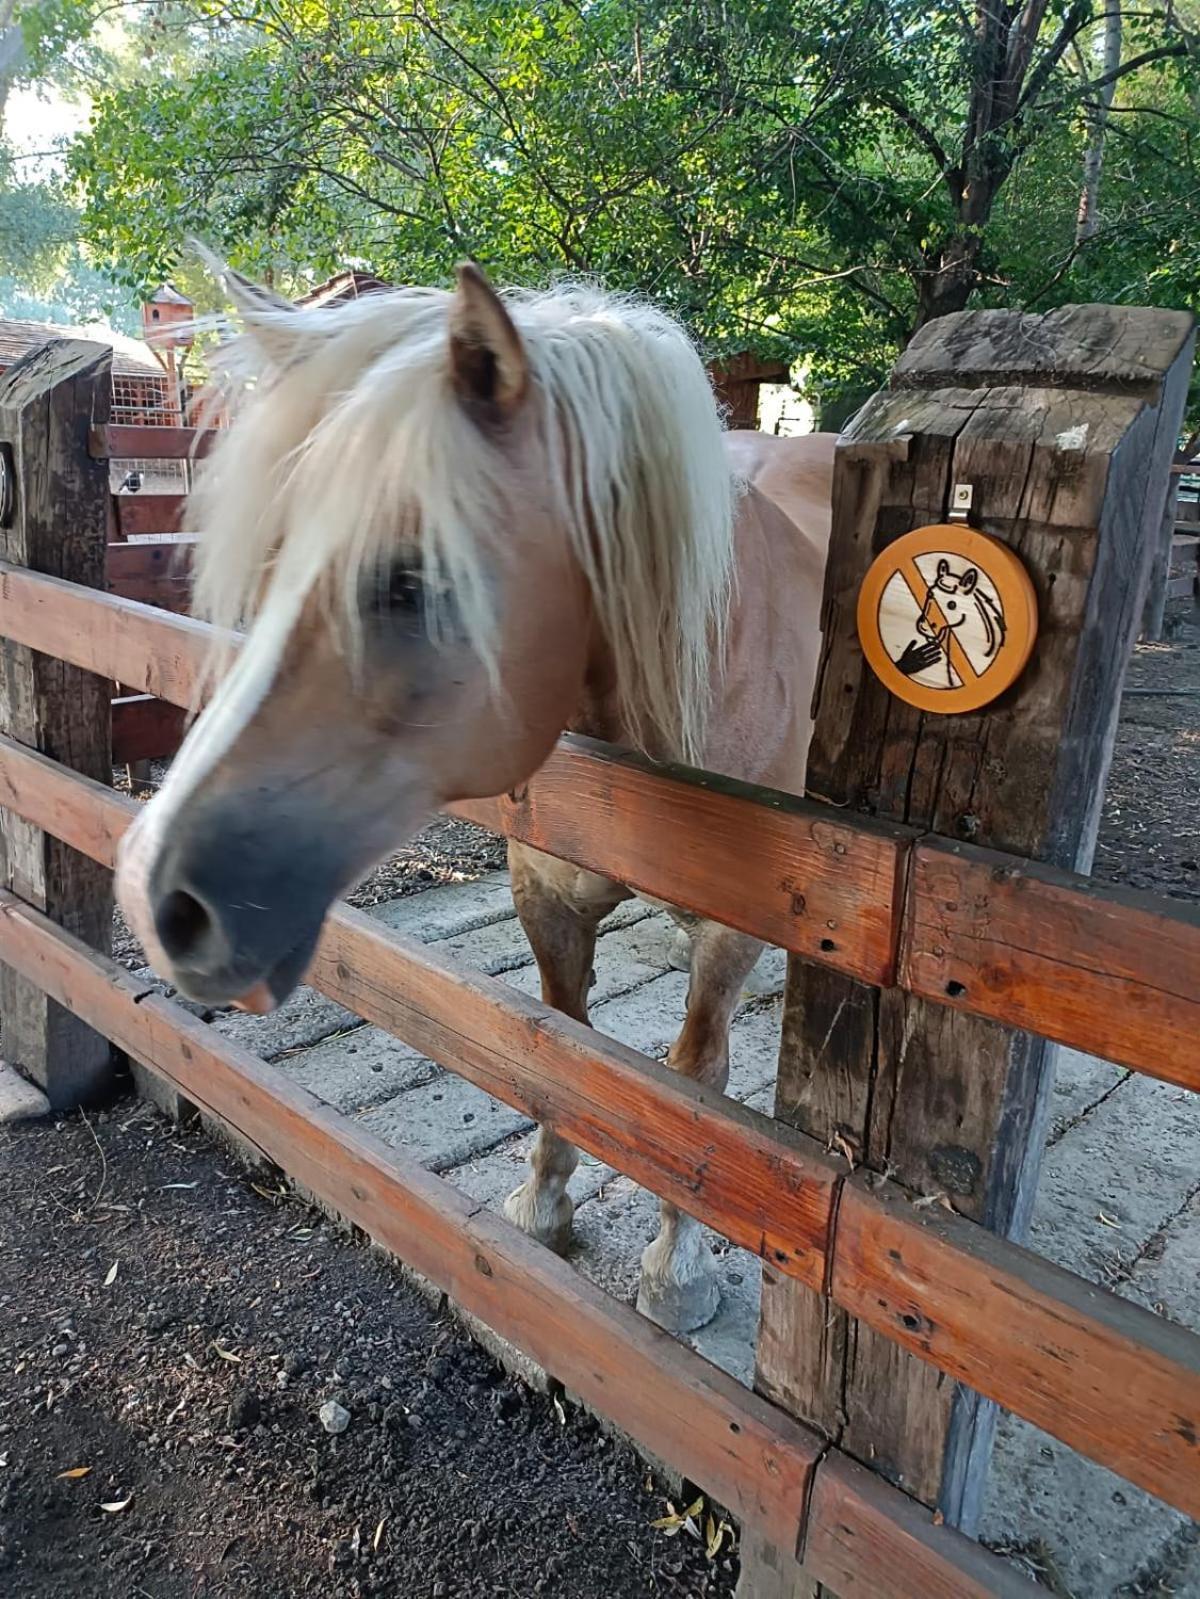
856 523 1039 715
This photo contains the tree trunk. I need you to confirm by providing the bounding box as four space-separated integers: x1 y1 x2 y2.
914 232 984 329
1077 6 1123 242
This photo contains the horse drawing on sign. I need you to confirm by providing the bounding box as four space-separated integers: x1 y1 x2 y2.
116 261 834 1334
922 557 1005 681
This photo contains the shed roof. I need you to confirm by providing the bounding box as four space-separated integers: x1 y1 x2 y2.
0 318 166 380
296 270 392 310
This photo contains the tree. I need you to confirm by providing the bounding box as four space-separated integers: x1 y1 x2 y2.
16 0 1200 405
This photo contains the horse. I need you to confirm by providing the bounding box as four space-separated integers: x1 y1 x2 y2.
116 261 835 1335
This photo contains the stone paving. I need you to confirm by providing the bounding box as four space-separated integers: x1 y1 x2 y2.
157 870 1199 1597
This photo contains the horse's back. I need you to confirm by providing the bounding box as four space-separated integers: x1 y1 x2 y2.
723 430 836 567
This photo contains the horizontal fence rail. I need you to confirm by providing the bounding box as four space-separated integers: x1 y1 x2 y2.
91 424 220 460
0 561 1195 1086
3 734 1199 1519
455 743 909 984
0 884 1038 1599
106 539 195 614
112 493 187 539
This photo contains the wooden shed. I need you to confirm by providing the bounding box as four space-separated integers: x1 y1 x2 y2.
707 352 791 429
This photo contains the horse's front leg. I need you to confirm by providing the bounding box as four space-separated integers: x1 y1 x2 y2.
504 841 628 1253
637 921 763 1334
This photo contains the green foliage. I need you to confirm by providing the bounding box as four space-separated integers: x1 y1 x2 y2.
11 0 1200 409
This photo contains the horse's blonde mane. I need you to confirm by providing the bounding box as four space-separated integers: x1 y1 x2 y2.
188 280 738 762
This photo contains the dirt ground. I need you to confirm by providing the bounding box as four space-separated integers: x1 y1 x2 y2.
0 1106 735 1599
6 609 1198 1599
1091 612 1200 901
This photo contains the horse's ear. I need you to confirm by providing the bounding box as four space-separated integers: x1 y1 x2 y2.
447 262 528 422
960 566 978 593
191 240 305 367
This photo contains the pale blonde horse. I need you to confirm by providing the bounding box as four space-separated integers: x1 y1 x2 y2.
117 262 834 1333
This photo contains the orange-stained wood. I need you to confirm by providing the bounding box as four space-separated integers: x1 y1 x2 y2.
0 735 838 1288
0 888 819 1552
833 1176 1200 1522
904 839 1200 1089
1 736 1198 1517
311 904 839 1289
0 562 212 707
804 1454 1035 1599
90 424 219 460
114 493 187 538
454 734 910 984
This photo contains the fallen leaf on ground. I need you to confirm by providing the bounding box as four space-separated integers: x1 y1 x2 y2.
1097 1211 1121 1228
651 1496 704 1535
101 1494 133 1513
56 1466 91 1480
211 1343 242 1364
103 1262 118 1286
373 1518 386 1552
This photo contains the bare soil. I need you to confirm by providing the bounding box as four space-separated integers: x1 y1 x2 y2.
1091 613 1200 902
0 1106 735 1599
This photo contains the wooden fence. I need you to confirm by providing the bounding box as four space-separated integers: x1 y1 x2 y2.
1 328 1198 1598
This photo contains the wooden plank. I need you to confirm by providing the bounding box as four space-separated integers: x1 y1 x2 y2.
0 340 115 1106
312 904 839 1288
455 736 910 984
1143 471 1180 640
0 887 818 1552
111 695 186 766
832 1176 1200 1522
904 839 1200 1088
0 737 132 871
0 562 212 707
5 732 1199 1530
91 424 218 460
804 1454 1035 1599
0 734 839 1287
753 305 1197 1559
106 538 194 613
114 492 187 538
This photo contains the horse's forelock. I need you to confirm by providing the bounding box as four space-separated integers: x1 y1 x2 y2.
187 283 736 761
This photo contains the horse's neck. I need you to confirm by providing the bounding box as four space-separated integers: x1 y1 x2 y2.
569 444 832 791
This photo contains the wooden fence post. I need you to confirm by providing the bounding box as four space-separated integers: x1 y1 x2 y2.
0 340 115 1107
1140 456 1180 642
742 304 1194 1596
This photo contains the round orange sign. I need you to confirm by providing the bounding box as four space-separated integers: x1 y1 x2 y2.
856 525 1038 714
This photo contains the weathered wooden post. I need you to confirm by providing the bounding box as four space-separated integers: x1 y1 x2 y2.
741 304 1194 1595
0 341 115 1107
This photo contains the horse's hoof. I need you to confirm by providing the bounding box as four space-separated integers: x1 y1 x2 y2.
637 1232 721 1332
503 1182 574 1255
637 1268 721 1334
667 928 692 973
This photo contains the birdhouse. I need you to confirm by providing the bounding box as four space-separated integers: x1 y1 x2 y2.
142 284 194 350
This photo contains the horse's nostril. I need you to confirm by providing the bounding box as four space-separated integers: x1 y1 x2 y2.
155 888 213 962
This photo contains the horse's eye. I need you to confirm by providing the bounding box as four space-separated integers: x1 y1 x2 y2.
382 566 424 616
